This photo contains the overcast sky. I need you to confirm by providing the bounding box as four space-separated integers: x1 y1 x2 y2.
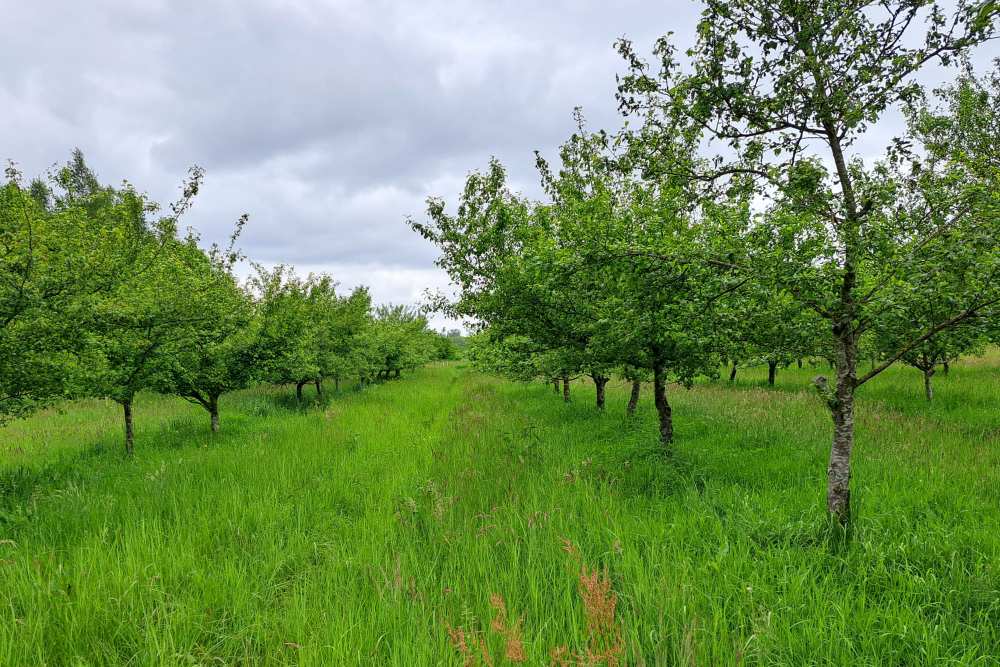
3 1 997 331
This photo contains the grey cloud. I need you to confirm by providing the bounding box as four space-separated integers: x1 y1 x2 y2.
5 0 994 327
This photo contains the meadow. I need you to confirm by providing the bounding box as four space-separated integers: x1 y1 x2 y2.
1 356 999 666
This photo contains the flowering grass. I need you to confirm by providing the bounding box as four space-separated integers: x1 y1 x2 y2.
1 357 999 665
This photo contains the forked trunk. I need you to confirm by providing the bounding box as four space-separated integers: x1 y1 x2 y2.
626 380 641 415
316 380 323 396
593 375 608 409
652 366 673 448
924 368 935 403
209 395 220 434
729 360 738 382
122 398 135 456
563 378 571 403
768 361 777 386
296 381 306 401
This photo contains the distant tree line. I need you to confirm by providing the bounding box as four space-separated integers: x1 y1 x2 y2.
411 0 1000 525
0 152 455 454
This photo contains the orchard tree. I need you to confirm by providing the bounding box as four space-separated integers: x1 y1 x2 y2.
872 294 987 402
315 285 372 391
536 119 746 445
616 0 1000 521
249 264 320 401
410 159 615 409
0 152 183 424
155 222 256 433
89 232 217 455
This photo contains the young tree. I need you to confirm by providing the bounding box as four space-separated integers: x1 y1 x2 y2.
616 0 1000 521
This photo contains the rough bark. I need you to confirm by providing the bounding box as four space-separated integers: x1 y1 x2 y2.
563 378 571 403
554 379 560 394
652 366 673 448
827 324 858 524
729 360 738 382
123 399 135 456
209 395 220 434
593 375 608 409
924 368 935 403
626 380 641 415
296 381 306 401
316 380 323 396
768 361 777 386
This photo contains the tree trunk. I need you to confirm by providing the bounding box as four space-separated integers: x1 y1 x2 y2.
395 369 401 378
768 361 777 386
798 359 803 369
554 379 560 394
335 378 340 391
296 381 305 401
626 380 640 415
563 378 571 403
943 362 949 376
122 399 135 456
652 366 673 448
315 379 323 396
924 368 935 403
729 360 738 382
826 328 858 524
593 375 608 409
209 395 220 434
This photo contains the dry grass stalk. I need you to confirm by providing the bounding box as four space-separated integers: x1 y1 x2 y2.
446 621 494 667
555 537 626 667
490 594 529 663
578 564 624 666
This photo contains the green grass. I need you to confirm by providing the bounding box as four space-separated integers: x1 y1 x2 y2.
1 357 999 666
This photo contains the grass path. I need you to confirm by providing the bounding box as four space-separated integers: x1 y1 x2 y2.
2 360 999 665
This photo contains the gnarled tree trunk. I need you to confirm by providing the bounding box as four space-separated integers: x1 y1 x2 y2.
626 380 641 415
652 366 673 448
563 378 571 403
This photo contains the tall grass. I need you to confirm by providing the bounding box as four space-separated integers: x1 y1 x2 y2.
1 358 998 665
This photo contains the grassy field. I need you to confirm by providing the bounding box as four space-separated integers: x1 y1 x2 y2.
1 356 999 666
